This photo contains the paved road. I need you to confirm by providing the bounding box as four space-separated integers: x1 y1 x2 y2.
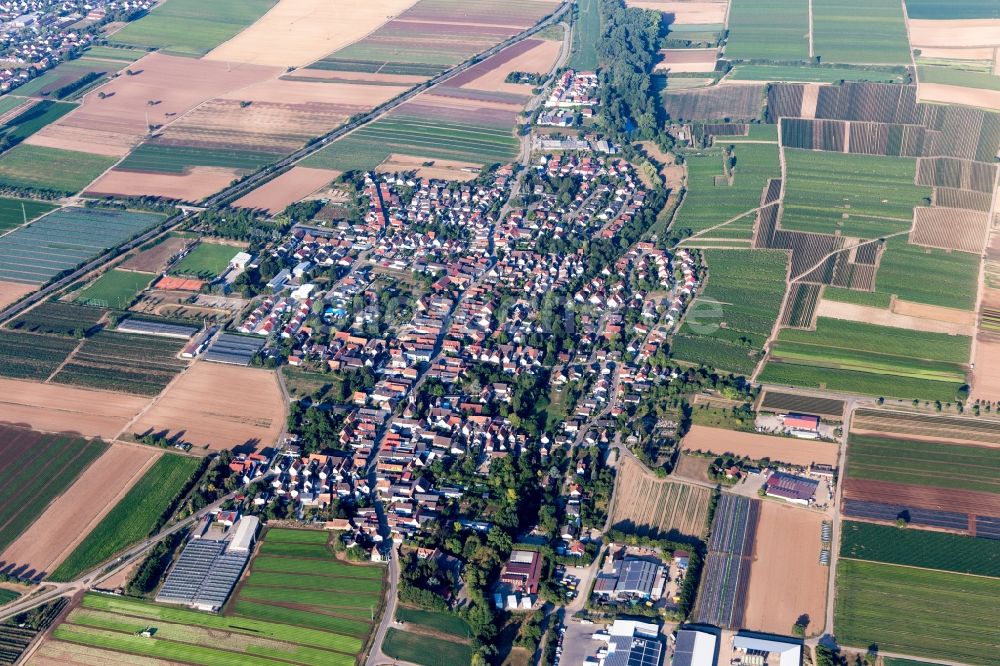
364 546 401 666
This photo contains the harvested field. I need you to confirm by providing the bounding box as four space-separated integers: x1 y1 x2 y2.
0 444 160 579
758 391 845 418
204 0 419 68
447 38 561 95
31 54 280 157
0 377 149 439
891 299 977 325
131 362 284 451
662 84 765 121
907 19 1000 48
917 82 1000 111
682 425 839 466
84 167 241 203
232 166 339 213
609 456 711 538
850 408 1000 447
0 282 33 309
118 236 192 273
743 502 827 636
376 154 479 181
813 299 975 336
972 336 1000 402
22 124 136 159
657 48 718 73
626 0 727 23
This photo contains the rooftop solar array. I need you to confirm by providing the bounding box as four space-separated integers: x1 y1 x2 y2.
203 333 264 365
155 539 250 610
605 635 663 666
615 559 660 595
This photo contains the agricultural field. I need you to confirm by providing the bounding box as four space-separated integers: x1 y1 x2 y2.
812 0 911 65
0 598 66 665
47 453 201 581
662 84 766 121
672 249 788 375
233 166 340 214
850 408 1000 446
874 238 980 310
682 424 839 466
758 391 845 418
0 145 115 194
8 302 106 336
0 331 78 381
904 0 1000 20
0 100 75 145
695 494 759 629
384 628 474 666
0 207 165 285
728 65 908 84
570 0 601 70
0 197 56 234
834 559 1000 664
9 57 113 98
840 520 1000 577
169 242 239 279
724 0 809 61
119 235 192 273
395 608 472 640
918 65 1000 91
109 0 278 57
609 456 711 538
74 270 153 308
50 331 188 396
780 149 930 238
116 142 280 174
0 426 107 558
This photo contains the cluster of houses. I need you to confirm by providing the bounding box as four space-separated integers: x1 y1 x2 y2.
538 70 598 127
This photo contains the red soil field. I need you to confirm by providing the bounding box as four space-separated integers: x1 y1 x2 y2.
843 478 1000 519
155 276 204 291
232 166 339 213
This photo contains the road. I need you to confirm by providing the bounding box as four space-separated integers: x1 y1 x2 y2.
364 546 401 666
0 1 570 327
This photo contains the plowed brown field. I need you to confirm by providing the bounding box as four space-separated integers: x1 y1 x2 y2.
0 378 149 439
0 281 34 309
85 167 242 203
233 166 339 213
682 425 839 466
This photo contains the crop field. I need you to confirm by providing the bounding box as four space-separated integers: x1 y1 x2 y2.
729 64 908 84
9 302 106 336
780 149 930 238
904 0 1000 19
835 559 1000 664
396 608 472 639
724 0 809 61
840 521 1000 577
673 249 788 375
0 100 75 145
781 282 821 328
851 408 1000 446
570 0 601 70
110 0 277 56
384 628 474 666
306 112 519 170
48 453 201 581
673 144 779 235
0 144 115 194
50 331 188 396
74 269 153 308
0 207 165 285
662 85 766 121
609 456 711 538
758 391 845 417
695 494 759 629
117 142 280 174
10 58 111 98
918 65 1000 91
169 242 238 279
0 426 107 556
0 331 77 381
0 599 65 664
759 362 966 401
874 238 980 310
812 0 911 65
0 197 56 234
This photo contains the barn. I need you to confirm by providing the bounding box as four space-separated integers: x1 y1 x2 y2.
764 472 819 505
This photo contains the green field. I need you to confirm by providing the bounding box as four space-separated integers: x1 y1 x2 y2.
905 0 1000 19
835 559 1000 664
252 554 386 578
83 46 145 62
0 96 27 116
840 521 1000 577
918 65 1000 91
0 589 19 605
725 0 809 61
0 145 115 194
570 0 601 70
672 249 788 375
305 114 519 170
0 197 56 234
729 64 907 83
396 608 472 639
51 331 187 396
169 242 238 278
263 527 330 543
874 238 980 310
48 454 201 581
117 142 278 174
813 0 911 65
727 124 778 142
74 269 152 308
11 58 111 98
821 286 892 308
0 331 78 381
0 100 75 144
673 143 780 236
384 628 474 666
780 149 930 237
846 433 1000 494
758 362 964 401
110 0 278 56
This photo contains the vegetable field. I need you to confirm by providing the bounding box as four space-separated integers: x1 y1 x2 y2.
48 454 201 581
0 330 77 381
50 331 188 396
117 142 279 174
9 302 106 336
840 520 1000 577
835 559 1000 665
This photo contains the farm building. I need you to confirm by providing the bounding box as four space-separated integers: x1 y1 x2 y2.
596 620 663 666
672 628 717 666
783 413 820 432
764 472 819 505
116 317 197 339
732 632 802 666
499 549 542 595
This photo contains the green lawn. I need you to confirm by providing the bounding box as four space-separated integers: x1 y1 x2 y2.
383 628 474 666
812 0 911 65
395 607 472 639
840 520 1000 577
48 454 201 581
75 269 153 308
0 145 115 194
835 559 1000 664
109 0 278 57
570 0 601 70
0 197 57 234
169 242 239 278
725 0 809 61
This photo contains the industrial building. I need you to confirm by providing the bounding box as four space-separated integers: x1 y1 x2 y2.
593 556 666 601
763 472 819 505
155 515 259 612
671 628 717 666
732 632 802 666
596 620 663 666
500 549 542 596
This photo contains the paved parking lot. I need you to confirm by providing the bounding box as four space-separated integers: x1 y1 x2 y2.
558 618 605 666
